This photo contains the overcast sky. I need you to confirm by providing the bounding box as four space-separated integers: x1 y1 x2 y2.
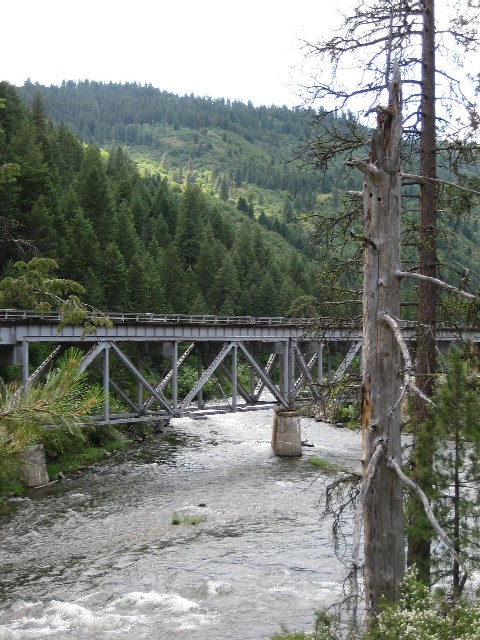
1 0 355 108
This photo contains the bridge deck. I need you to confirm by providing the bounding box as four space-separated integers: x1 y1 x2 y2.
0 311 351 343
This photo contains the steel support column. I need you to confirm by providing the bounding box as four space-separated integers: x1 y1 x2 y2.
172 341 178 414
22 341 29 387
103 344 110 423
232 344 238 411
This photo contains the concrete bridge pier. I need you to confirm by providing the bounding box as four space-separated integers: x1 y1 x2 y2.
18 444 50 487
271 407 302 456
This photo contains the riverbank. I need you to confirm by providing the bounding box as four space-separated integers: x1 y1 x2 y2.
0 422 167 505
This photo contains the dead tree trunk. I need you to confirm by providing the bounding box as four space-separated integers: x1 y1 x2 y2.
348 63 405 615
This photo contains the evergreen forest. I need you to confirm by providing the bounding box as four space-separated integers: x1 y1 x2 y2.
1 79 479 319
0 80 333 318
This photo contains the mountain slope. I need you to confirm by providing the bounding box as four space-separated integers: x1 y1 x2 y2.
10 80 480 322
0 80 324 319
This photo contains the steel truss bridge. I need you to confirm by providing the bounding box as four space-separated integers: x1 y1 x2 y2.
0 310 478 424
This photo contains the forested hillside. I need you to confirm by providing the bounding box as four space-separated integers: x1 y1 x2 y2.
17 80 355 205
3 79 480 320
0 81 325 317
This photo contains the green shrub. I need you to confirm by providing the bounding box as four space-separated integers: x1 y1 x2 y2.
271 624 313 639
307 457 339 474
367 568 480 640
171 512 206 526
271 610 337 640
331 403 359 427
271 571 480 640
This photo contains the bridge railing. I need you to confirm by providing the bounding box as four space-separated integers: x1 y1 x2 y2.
2 310 477 340
0 309 333 327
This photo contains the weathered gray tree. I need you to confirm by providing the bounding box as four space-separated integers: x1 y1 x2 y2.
303 0 480 587
348 63 405 614
346 65 474 615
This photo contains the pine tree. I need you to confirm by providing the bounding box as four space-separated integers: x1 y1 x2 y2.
99 242 129 311
232 222 256 285
10 119 57 249
190 292 209 314
143 251 166 313
175 184 206 267
0 257 85 312
74 146 115 245
64 207 103 285
130 182 151 248
30 92 55 170
114 202 142 264
53 122 84 188
194 223 221 308
82 267 105 309
106 146 139 207
212 253 240 315
126 253 150 312
150 177 178 237
430 349 480 591
160 244 188 313
277 275 305 316
250 270 277 316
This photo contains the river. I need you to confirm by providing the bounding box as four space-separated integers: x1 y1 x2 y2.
0 411 361 640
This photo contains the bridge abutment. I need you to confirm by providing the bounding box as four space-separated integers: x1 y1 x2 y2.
271 407 302 456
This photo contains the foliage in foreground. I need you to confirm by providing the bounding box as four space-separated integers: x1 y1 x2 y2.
368 569 480 640
271 569 480 640
405 348 480 589
0 257 112 335
0 348 104 491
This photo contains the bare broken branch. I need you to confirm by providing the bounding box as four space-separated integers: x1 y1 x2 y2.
396 270 477 301
345 156 382 177
350 230 378 250
382 312 436 408
388 455 469 595
401 172 480 197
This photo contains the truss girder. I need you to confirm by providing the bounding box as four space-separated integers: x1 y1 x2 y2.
293 347 320 399
179 342 234 412
14 320 366 422
331 341 362 382
26 344 68 386
218 361 254 404
142 342 195 413
91 361 140 413
237 342 289 407
108 342 174 415
78 343 108 371
253 353 277 400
